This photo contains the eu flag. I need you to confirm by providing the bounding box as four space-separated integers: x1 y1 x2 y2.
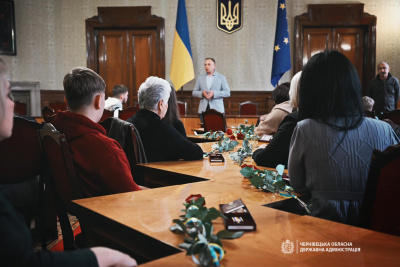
271 0 291 87
170 0 195 90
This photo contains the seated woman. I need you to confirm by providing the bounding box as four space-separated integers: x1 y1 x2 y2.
0 58 136 267
288 50 399 226
255 82 292 135
163 87 186 137
127 77 203 162
252 72 301 168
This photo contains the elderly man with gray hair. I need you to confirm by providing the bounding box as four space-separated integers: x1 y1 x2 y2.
127 77 203 162
368 61 400 114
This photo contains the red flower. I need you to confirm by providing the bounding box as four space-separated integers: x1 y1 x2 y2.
237 133 245 140
229 135 237 140
226 129 233 135
241 164 259 170
185 194 205 206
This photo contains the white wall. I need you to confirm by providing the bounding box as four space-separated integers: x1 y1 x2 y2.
2 0 400 91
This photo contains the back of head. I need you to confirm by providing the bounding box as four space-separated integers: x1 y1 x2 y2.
63 67 105 111
289 71 301 108
137 76 171 109
113 84 128 97
299 50 363 130
272 83 290 104
362 96 375 112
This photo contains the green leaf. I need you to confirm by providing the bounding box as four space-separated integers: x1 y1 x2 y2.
170 224 183 233
179 242 192 250
265 171 274 182
249 175 264 188
204 221 213 238
172 219 187 233
202 207 225 222
274 180 287 191
240 167 256 178
194 197 205 207
231 140 239 146
276 164 285 175
217 229 244 239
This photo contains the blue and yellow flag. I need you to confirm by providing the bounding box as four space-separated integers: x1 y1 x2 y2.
271 0 291 87
170 0 194 90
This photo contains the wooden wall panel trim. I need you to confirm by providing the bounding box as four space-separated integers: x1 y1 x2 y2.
40 90 273 116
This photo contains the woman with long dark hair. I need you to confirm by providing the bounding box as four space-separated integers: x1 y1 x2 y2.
163 87 187 137
288 50 399 225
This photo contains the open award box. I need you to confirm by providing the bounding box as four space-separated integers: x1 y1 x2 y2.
219 199 256 231
209 153 224 163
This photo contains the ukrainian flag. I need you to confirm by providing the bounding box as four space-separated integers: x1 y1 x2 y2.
170 0 194 90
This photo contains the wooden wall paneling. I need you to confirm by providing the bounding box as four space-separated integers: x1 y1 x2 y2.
175 91 273 116
40 90 65 110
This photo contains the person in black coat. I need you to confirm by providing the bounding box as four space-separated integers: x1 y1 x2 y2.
128 77 203 162
252 71 301 168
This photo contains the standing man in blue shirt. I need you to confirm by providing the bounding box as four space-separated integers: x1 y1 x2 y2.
192 58 230 119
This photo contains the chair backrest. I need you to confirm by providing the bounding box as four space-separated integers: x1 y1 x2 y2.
358 144 400 236
378 109 400 125
42 106 56 123
49 102 67 112
119 106 140 121
177 101 187 116
0 116 43 184
239 101 259 115
14 100 27 116
99 109 114 122
100 117 147 185
39 123 82 249
202 109 227 132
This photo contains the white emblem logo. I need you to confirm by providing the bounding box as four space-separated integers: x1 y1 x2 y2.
281 239 294 254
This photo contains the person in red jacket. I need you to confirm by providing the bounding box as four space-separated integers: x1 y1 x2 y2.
52 67 141 197
0 58 136 266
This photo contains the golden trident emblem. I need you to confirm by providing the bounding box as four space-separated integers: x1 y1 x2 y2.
220 0 239 31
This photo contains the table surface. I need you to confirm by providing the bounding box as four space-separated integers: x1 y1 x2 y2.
73 142 400 266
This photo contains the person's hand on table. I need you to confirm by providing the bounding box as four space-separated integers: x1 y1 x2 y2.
91 247 137 267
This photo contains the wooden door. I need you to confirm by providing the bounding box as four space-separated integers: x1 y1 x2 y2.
334 27 364 84
302 27 365 84
97 29 158 107
294 4 376 95
86 7 165 107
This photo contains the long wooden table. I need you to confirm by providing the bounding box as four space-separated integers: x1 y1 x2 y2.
72 142 400 266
